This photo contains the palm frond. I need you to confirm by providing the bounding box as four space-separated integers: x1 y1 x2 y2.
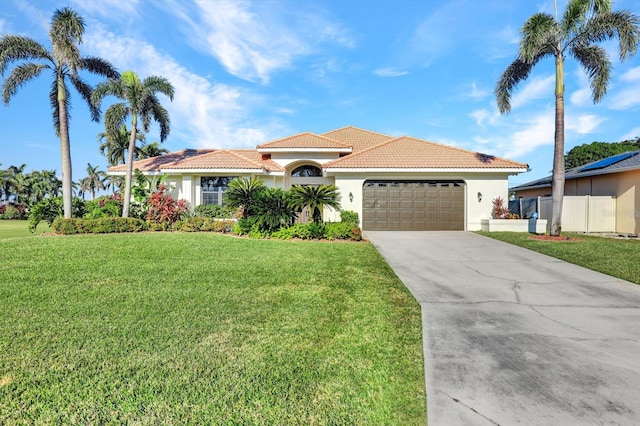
2 62 48 104
104 102 129 136
520 13 557 61
495 58 537 114
0 35 53 75
150 102 171 142
571 44 611 102
49 77 72 136
80 56 119 79
562 0 591 35
579 10 640 60
49 7 84 71
142 75 175 101
91 78 125 110
70 74 100 121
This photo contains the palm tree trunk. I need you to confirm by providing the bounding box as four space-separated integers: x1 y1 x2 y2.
58 77 73 219
550 52 565 236
122 116 138 218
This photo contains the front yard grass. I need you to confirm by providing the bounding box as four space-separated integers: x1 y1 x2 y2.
0 220 51 239
477 231 640 284
0 232 425 424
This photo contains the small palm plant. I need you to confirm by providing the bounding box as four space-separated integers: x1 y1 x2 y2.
224 177 266 218
252 188 297 232
289 184 340 224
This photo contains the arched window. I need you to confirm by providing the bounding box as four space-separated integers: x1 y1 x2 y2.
291 165 322 177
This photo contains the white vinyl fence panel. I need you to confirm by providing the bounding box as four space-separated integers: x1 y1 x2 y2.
539 195 615 233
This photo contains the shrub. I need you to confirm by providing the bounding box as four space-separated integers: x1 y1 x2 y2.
324 222 362 240
193 204 238 219
52 218 148 235
271 223 313 240
146 184 189 226
175 217 235 233
307 222 325 239
84 195 123 219
0 203 27 220
233 217 253 236
340 210 359 226
29 197 87 232
252 188 297 232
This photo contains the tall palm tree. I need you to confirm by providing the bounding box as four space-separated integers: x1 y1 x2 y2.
92 71 174 217
139 141 169 159
0 164 25 202
289 184 340 224
496 0 640 236
97 124 145 166
0 7 118 218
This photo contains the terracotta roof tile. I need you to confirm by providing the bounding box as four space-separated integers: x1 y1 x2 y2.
322 126 394 152
324 136 528 169
108 149 215 172
257 132 351 150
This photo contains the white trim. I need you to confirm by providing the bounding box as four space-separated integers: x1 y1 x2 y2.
258 147 352 153
324 167 527 174
159 168 285 175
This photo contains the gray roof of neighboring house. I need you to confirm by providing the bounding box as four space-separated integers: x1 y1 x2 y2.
511 150 640 192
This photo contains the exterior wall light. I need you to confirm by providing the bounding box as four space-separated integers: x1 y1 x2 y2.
349 192 354 202
477 192 483 202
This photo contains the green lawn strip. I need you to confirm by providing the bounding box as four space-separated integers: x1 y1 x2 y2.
0 233 425 424
477 231 640 284
0 220 51 239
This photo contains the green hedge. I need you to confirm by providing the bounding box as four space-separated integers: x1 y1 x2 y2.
52 218 148 235
175 217 236 233
271 222 362 241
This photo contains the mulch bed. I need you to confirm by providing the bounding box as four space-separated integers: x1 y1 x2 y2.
528 235 583 242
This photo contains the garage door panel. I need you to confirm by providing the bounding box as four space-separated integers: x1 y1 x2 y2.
363 180 465 231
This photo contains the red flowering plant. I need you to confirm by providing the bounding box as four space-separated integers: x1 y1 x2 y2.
146 184 190 226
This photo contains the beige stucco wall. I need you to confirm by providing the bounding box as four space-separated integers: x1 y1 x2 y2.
332 172 512 230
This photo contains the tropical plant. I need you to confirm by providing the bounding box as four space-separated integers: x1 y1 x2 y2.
139 141 169 159
28 196 87 232
223 177 266 218
496 0 640 236
78 163 107 200
97 124 145 166
252 188 297 232
92 70 174 218
0 164 25 202
289 184 340 223
146 183 189 226
0 7 118 218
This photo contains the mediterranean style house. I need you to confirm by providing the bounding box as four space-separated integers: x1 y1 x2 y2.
109 126 528 231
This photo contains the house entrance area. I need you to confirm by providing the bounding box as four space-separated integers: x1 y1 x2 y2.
362 180 465 231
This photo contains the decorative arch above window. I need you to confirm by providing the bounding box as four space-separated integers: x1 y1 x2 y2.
291 165 322 177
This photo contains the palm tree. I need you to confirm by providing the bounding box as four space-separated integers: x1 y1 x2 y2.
139 141 169 159
289 184 340 224
0 164 25 202
92 71 174 217
496 0 640 236
80 163 107 200
223 177 266 218
0 7 118 218
97 124 145 166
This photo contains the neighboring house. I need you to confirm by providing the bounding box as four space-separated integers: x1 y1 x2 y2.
109 126 528 231
511 150 640 234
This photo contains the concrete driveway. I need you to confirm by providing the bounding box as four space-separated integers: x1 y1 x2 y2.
366 231 640 425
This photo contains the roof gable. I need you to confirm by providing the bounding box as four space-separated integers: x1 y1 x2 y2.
324 136 527 169
322 126 394 152
257 132 351 151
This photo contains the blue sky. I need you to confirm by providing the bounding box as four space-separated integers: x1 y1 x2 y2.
1 0 640 187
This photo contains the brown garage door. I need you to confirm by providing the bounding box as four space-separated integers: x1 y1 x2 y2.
362 180 465 231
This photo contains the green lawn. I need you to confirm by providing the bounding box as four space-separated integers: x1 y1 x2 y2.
0 220 51 239
0 232 425 424
477 231 640 284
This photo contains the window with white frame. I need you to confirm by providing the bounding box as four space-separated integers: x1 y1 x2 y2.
201 176 237 205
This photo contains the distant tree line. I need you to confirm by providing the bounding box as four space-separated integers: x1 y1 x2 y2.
565 137 640 169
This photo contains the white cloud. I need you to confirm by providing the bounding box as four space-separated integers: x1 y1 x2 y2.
467 82 490 100
608 84 640 109
373 68 409 78
511 74 555 110
165 0 354 84
569 68 591 106
565 114 605 134
620 66 640 82
470 109 490 127
84 25 284 149
69 0 140 18
503 112 555 158
620 127 640 141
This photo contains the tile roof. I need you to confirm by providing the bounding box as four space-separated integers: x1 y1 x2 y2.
324 136 528 169
322 126 394 152
108 149 285 173
511 150 640 191
257 132 351 150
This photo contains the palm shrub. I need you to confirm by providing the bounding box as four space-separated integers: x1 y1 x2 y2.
224 177 266 218
289 184 340 223
252 188 297 233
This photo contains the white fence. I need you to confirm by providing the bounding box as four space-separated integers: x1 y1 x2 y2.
539 195 616 233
